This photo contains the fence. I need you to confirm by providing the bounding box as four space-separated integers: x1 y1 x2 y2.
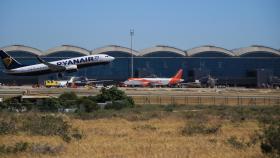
131 95 280 106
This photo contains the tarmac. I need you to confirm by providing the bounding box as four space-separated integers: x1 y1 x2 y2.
0 86 279 98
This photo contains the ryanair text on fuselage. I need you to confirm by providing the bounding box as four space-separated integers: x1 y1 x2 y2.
57 56 99 66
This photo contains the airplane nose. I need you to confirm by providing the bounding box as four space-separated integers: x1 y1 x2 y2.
110 56 115 61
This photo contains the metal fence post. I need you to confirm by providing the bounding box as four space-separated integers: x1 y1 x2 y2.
224 96 227 105
237 96 240 105
254 97 257 106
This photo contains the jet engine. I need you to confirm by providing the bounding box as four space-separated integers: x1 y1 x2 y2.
65 65 78 73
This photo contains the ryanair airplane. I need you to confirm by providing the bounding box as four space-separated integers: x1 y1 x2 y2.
0 50 114 76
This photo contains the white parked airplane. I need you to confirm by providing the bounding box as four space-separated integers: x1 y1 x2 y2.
0 50 114 76
123 69 184 87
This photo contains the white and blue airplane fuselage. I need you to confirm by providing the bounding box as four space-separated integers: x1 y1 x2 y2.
0 50 115 76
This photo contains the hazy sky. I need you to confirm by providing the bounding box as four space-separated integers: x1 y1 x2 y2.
0 0 279 50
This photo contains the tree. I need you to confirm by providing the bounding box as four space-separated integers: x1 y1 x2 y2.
95 87 135 109
95 87 127 102
59 92 78 101
59 92 78 109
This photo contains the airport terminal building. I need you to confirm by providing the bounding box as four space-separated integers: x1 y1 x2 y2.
0 45 279 87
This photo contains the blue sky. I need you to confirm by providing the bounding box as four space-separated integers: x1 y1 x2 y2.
0 0 279 50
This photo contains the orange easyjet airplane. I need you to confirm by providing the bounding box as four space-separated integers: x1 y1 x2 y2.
123 69 184 87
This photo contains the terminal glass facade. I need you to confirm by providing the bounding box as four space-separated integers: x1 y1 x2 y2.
0 47 279 87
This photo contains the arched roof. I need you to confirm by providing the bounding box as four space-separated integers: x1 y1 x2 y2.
92 45 138 56
2 44 280 57
44 45 90 56
139 45 186 56
186 45 234 56
232 45 280 56
1 45 42 56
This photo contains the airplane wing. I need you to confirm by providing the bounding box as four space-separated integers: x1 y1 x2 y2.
36 56 66 72
87 79 97 81
87 80 113 83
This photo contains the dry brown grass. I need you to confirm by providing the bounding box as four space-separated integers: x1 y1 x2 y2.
0 116 266 158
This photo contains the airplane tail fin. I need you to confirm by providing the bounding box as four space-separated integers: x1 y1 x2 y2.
0 50 23 69
172 69 183 79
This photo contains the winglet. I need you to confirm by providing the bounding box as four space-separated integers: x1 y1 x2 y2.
36 55 46 63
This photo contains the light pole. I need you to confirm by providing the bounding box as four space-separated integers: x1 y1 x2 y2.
130 29 134 78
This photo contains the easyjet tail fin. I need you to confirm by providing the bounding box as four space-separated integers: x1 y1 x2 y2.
0 50 23 70
172 69 183 79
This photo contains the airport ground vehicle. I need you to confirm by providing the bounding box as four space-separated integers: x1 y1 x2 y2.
44 80 67 88
67 76 112 87
44 76 112 88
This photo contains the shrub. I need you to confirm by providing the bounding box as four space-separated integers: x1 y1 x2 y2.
22 115 71 142
133 124 157 131
61 100 78 109
13 142 29 153
31 143 64 154
4 98 23 112
59 92 78 109
184 111 207 121
95 87 135 109
182 121 221 136
0 142 64 155
105 100 133 110
86 96 97 102
98 87 126 102
0 145 5 154
0 142 29 154
59 92 78 101
39 98 61 112
21 100 34 111
227 136 246 149
71 128 83 140
0 120 17 135
77 98 98 113
164 104 175 112
0 114 84 143
125 96 135 107
260 121 280 157
0 102 7 111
